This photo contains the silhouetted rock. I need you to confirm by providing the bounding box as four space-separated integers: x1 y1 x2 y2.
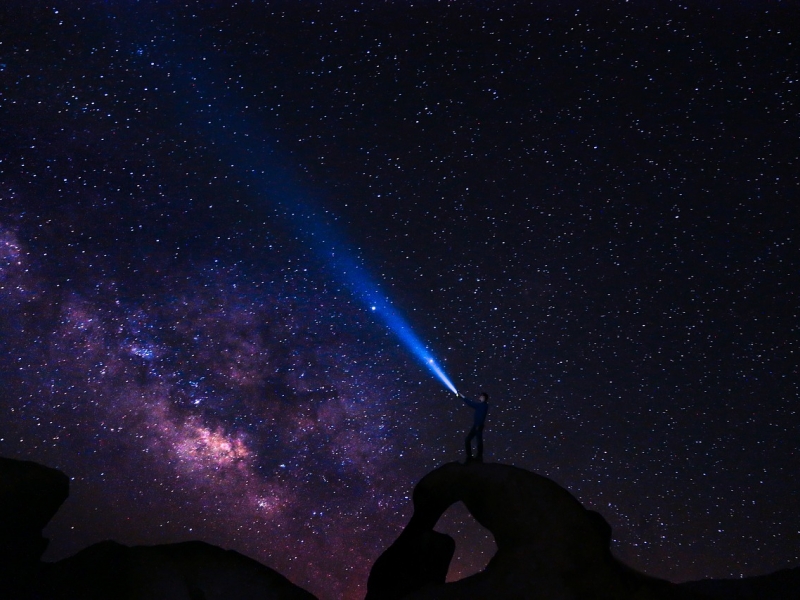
368 461 699 600
0 456 69 595
0 457 69 559
681 566 800 600
367 528 455 600
40 539 318 600
0 456 317 600
4 455 798 599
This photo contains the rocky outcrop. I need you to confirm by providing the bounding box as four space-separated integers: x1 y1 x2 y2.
0 456 317 600
681 566 800 600
367 528 455 600
4 456 798 600
0 456 70 595
0 456 69 560
40 539 318 600
367 461 697 600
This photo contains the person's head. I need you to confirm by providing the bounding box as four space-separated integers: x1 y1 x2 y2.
479 392 489 403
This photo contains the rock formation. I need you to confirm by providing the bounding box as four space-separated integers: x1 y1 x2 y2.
4 455 798 600
0 456 317 600
367 527 455 600
0 456 69 596
40 539 318 600
680 566 800 600
367 461 698 600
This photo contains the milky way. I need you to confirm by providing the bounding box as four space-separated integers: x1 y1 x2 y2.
3 220 444 596
1 2 798 599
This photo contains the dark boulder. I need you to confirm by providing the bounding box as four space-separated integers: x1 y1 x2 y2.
0 456 317 600
0 456 69 561
367 528 455 600
0 456 69 594
368 461 698 600
40 539 318 600
681 566 800 600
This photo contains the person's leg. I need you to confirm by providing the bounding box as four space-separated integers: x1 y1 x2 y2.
465 427 476 460
476 427 484 462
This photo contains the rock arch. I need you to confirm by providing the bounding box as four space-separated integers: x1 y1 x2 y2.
367 461 691 600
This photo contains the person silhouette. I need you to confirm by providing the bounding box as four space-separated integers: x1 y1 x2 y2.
460 391 489 462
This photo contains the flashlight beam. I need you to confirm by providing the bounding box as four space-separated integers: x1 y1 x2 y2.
139 41 457 394
341 255 458 395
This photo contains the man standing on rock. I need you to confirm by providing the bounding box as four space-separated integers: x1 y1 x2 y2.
459 391 489 462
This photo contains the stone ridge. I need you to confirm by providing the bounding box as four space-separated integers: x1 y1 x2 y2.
368 461 698 600
0 456 317 600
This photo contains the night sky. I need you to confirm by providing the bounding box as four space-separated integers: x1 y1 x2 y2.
1 2 798 599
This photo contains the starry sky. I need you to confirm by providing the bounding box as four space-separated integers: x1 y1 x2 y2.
1 1 798 599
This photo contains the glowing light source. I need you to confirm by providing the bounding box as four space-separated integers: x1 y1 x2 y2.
144 48 458 395
334 255 458 395
286 200 461 396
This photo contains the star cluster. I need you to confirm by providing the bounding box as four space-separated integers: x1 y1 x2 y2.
1 2 798 599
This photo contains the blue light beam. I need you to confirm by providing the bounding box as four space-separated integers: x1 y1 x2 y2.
318 248 459 396
371 299 459 395
295 215 460 396
365 287 458 395
133 36 458 395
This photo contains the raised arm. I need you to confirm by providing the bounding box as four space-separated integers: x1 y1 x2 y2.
461 395 480 408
